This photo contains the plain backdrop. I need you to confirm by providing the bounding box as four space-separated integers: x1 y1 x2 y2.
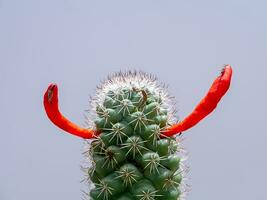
1 1 267 200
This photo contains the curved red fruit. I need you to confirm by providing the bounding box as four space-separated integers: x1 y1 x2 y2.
43 84 96 139
162 65 233 137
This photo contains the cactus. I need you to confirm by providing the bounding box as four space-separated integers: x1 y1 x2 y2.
43 66 232 200
86 72 183 200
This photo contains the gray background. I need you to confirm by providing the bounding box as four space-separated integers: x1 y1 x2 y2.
1 0 267 199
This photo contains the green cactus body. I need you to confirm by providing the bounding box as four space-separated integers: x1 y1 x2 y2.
44 66 232 200
84 72 186 200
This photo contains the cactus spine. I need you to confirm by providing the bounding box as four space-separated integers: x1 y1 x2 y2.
84 72 186 200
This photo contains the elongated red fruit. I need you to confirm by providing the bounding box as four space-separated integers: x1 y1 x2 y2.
162 65 233 137
43 84 96 139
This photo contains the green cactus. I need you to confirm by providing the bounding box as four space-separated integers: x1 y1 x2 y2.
84 72 185 200
44 66 232 200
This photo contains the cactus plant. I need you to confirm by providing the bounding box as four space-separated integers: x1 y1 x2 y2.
43 66 232 200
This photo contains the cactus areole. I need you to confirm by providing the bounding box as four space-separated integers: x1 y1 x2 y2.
43 65 232 200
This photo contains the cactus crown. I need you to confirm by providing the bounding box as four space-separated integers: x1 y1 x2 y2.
83 71 187 200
